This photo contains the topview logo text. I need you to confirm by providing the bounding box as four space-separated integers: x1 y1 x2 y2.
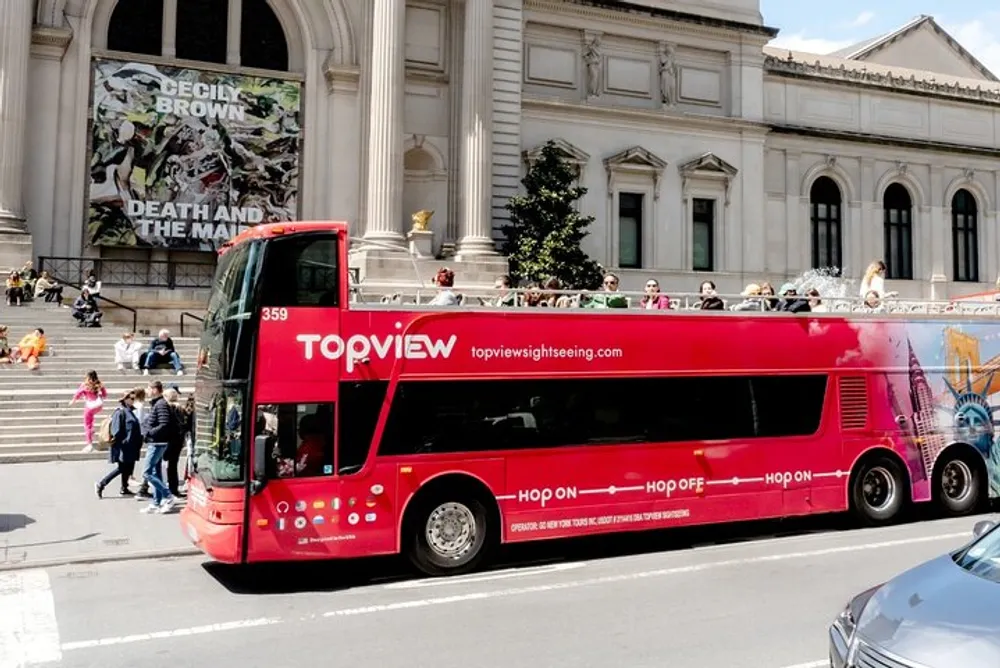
296 324 457 372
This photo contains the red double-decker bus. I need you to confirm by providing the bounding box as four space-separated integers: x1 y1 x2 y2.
180 220 1000 575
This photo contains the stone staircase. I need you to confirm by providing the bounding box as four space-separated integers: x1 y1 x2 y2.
0 300 200 463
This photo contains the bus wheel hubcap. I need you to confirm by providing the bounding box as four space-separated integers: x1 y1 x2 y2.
942 460 973 503
862 467 895 512
426 502 476 560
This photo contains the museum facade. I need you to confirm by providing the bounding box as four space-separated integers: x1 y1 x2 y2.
2 0 1000 299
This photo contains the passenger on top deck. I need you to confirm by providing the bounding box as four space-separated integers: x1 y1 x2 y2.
582 273 628 309
778 284 811 313
428 267 459 306
698 280 725 310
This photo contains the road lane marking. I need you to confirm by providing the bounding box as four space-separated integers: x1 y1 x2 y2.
60 618 280 651
61 530 969 654
383 562 586 589
778 661 826 668
320 531 968 619
0 570 62 668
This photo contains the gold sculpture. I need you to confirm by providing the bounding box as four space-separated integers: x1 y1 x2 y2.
411 209 434 232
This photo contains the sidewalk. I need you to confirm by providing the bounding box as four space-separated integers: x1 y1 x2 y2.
0 460 198 570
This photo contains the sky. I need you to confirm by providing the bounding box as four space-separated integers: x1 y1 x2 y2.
762 1 1000 74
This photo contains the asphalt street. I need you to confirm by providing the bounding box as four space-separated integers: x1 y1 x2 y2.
1 512 991 668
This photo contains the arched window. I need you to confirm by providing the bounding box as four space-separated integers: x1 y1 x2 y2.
883 183 913 280
952 189 979 283
107 0 164 56
809 176 842 271
241 0 289 71
106 0 289 71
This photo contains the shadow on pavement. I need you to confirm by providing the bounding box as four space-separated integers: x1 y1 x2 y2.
0 514 36 533
204 502 995 597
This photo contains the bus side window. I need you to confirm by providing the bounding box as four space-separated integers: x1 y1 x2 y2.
258 403 336 478
258 234 339 308
337 381 388 475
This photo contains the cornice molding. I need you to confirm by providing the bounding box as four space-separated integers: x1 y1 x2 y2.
522 95 770 136
765 54 1000 107
30 25 73 61
524 0 774 46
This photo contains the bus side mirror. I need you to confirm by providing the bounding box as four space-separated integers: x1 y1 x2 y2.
251 434 273 495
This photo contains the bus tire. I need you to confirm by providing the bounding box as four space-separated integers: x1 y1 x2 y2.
935 450 983 516
405 493 492 577
850 455 906 525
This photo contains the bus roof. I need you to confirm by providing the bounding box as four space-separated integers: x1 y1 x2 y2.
219 221 348 254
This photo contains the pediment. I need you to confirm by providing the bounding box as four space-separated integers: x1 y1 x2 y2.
678 152 738 178
522 138 590 166
603 146 668 173
832 16 997 82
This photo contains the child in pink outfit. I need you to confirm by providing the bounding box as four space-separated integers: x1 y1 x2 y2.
70 370 107 453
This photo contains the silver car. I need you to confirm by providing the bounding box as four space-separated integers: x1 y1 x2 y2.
830 519 1000 668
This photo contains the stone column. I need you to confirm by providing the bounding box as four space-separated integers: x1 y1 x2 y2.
0 0 33 234
456 0 497 258
361 0 406 248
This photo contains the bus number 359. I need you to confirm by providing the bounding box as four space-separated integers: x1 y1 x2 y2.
261 307 289 321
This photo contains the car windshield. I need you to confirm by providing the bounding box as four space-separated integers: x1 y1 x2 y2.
954 524 1000 582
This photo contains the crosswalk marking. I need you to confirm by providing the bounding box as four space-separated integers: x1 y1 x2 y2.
0 570 61 668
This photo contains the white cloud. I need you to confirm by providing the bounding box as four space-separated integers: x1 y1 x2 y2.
944 15 1000 77
769 33 853 55
849 11 875 28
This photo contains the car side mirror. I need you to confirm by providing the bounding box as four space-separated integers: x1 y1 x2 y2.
251 434 274 495
973 520 996 539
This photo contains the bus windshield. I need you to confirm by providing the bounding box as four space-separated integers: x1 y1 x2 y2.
192 239 261 484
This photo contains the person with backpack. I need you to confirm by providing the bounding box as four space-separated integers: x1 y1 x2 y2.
94 391 142 498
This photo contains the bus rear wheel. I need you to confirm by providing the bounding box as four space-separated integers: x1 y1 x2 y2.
935 454 982 516
851 456 906 525
406 495 492 576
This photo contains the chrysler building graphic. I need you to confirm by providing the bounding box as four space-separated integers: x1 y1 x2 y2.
906 340 949 479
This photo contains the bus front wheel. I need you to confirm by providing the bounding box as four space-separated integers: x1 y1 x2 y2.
406 495 492 576
850 456 906 525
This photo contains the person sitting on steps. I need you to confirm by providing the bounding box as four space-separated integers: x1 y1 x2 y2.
72 288 103 327
142 329 184 376
11 328 46 371
114 331 142 371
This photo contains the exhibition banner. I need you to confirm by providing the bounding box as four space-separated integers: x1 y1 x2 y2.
87 58 302 250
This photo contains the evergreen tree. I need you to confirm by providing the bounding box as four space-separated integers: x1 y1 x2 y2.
501 141 604 289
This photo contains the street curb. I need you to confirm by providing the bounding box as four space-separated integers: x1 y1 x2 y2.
0 547 202 571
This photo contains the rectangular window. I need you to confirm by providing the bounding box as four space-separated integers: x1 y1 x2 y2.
692 198 715 271
618 192 644 268
176 0 228 64
337 381 388 475
257 403 335 479
259 233 339 308
193 384 246 483
377 375 827 456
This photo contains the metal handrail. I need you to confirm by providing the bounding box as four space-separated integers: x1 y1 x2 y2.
345 285 1000 317
180 311 205 337
63 282 139 332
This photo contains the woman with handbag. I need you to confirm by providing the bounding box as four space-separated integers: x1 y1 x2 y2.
70 370 107 453
95 391 142 498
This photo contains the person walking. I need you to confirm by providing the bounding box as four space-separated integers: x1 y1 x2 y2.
70 370 107 453
95 391 142 498
163 386 190 497
139 380 176 514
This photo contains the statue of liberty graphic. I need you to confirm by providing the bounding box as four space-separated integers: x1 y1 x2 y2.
943 370 1000 496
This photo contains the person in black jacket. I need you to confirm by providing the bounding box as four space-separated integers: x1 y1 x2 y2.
139 380 176 514
95 391 142 498
142 329 184 376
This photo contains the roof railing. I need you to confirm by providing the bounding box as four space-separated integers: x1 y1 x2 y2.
346 284 1000 317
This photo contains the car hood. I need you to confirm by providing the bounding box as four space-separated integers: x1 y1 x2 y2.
857 555 1000 667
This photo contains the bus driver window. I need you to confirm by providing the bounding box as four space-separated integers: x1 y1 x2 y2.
257 403 335 479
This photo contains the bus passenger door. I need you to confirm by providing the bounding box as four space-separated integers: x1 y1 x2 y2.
246 400 351 561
